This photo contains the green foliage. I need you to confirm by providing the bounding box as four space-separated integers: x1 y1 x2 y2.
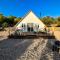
7 16 16 26
0 14 5 23
2 22 8 28
0 14 22 27
14 17 22 24
56 17 60 27
42 16 54 26
57 17 60 21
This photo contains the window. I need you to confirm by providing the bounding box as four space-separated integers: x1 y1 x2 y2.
22 24 24 27
21 24 26 30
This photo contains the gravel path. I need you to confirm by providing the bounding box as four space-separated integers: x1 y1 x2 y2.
40 39 60 60
19 38 47 60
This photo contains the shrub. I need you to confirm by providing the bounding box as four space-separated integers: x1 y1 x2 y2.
2 22 8 29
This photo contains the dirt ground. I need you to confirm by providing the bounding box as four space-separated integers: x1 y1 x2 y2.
54 31 60 41
0 27 14 40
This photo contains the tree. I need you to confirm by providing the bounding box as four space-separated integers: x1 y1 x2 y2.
56 17 60 27
57 17 60 21
14 17 22 24
7 16 16 26
2 22 8 29
42 16 54 26
0 14 5 23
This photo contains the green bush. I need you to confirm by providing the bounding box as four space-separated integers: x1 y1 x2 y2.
2 22 8 29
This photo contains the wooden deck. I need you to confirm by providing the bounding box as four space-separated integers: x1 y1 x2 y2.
9 32 55 39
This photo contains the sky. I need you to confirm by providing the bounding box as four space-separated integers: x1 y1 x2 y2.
0 0 60 17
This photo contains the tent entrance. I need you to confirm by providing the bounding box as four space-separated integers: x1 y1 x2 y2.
27 23 34 32
27 27 33 32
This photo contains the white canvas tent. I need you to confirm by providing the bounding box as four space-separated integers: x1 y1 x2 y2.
15 11 46 32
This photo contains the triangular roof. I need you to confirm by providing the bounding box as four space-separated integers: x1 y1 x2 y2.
15 11 46 28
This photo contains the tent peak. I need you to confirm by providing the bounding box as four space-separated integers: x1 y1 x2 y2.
27 10 34 15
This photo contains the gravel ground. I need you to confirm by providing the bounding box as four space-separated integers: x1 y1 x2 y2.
40 40 60 60
19 38 47 60
0 38 60 60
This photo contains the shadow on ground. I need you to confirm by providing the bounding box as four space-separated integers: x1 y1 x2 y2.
40 37 60 60
0 38 33 60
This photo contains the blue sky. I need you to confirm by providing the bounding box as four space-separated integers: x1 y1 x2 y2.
0 0 60 17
